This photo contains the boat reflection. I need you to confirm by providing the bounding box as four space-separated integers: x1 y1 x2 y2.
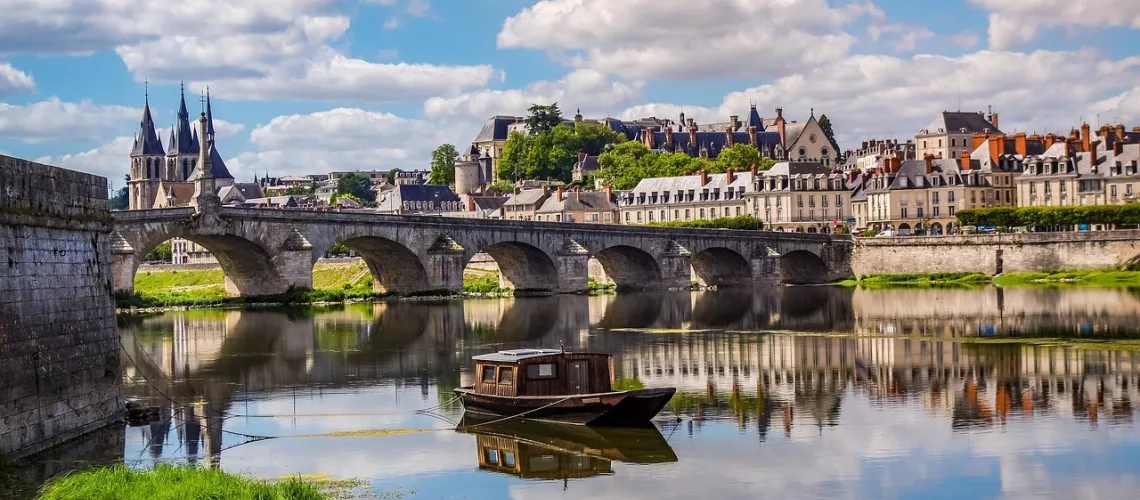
456 414 678 481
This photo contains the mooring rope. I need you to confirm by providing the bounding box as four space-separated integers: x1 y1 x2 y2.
457 395 575 429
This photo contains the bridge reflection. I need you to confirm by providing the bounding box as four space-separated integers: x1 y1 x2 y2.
120 287 1140 463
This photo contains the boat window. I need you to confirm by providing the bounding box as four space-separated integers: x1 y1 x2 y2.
481 365 496 383
484 448 499 465
498 366 514 385
526 363 557 379
503 451 516 467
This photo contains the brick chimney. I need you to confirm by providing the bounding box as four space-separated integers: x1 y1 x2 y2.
730 115 739 130
664 126 674 146
748 126 758 146
466 195 475 212
687 118 696 128
887 156 901 173
1045 133 1056 149
1014 132 1027 156
1081 123 1091 152
725 127 734 147
924 154 934 174
750 163 758 177
1090 139 1098 168
972 133 987 151
688 124 698 146
604 185 612 200
644 126 657 148
989 135 1004 159
990 112 999 130
726 168 735 184
574 187 581 202
1116 124 1127 141
699 170 709 186
960 150 971 171
556 186 564 202
775 108 787 147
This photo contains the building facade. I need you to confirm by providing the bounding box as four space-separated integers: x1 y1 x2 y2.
744 162 850 233
863 156 994 235
534 187 619 223
618 170 756 225
916 110 1002 161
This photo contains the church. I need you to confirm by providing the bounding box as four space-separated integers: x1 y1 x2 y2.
127 86 247 210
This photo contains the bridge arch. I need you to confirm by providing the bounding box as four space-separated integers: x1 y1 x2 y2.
476 241 560 293
122 231 288 297
691 247 751 287
592 245 662 291
780 250 829 285
337 236 431 295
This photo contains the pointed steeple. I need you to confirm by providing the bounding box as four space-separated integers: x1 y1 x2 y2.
205 87 216 139
186 92 233 182
168 82 197 155
131 89 165 157
748 103 762 130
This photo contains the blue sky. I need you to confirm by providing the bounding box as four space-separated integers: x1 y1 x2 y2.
1 0 1138 191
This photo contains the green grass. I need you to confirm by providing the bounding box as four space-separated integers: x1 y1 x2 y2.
35 464 329 500
841 272 992 289
462 274 503 294
993 270 1140 288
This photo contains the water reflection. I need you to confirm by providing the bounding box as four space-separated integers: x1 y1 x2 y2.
59 286 1140 498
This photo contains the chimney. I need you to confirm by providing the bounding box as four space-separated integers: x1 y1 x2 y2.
643 126 657 148
775 107 783 120
1014 132 1027 156
1115 141 1123 156
687 118 696 128
575 188 581 202
960 150 971 171
688 123 698 146
699 170 709 186
1081 123 1091 152
1090 139 1098 168
1045 133 1056 149
1116 124 1126 141
730 115 739 130
972 133 987 150
726 168 735 184
748 125 757 146
990 112 999 130
556 186 564 202
989 135 1004 159
664 126 674 145
466 195 475 212
725 127 734 147
924 154 934 174
750 163 758 177
887 156 901 173
604 185 612 200
776 118 786 147
577 152 586 163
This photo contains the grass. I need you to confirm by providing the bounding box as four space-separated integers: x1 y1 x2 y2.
993 270 1140 288
35 464 330 500
462 273 502 294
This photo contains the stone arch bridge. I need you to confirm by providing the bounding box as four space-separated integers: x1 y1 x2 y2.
111 206 853 297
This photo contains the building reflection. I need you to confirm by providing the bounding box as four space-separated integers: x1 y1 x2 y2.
120 286 1140 463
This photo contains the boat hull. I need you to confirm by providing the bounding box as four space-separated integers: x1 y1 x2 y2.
454 387 676 426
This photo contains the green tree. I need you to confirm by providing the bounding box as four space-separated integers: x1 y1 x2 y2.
596 142 710 189
429 143 459 185
498 130 534 182
575 122 626 155
525 103 563 135
712 143 762 172
145 241 172 262
818 114 841 158
110 186 129 210
336 172 376 203
757 157 777 171
488 179 515 194
284 185 313 196
386 168 402 185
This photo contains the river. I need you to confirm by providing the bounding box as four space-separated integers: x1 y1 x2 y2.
23 286 1140 499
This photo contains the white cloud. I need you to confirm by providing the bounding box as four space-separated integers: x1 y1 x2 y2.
0 98 137 143
620 49 1140 150
233 108 468 179
423 69 644 121
35 136 135 187
0 62 36 97
3 0 496 102
1091 86 1140 125
970 0 1140 49
497 0 872 80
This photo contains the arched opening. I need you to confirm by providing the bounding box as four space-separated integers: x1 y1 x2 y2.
930 222 944 236
592 245 662 291
691 247 751 287
780 250 829 285
795 227 805 233
477 242 559 293
807 227 817 233
897 223 912 236
130 235 286 298
338 236 430 295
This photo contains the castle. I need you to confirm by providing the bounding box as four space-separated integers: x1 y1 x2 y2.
127 86 235 210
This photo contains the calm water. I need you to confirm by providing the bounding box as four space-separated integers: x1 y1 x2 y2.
32 287 1140 498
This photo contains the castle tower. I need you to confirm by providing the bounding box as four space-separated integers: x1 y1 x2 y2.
128 89 166 210
166 83 198 182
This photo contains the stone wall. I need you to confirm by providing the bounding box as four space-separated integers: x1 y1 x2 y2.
0 155 121 459
851 231 1140 276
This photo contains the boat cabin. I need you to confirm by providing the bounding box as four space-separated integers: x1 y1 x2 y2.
472 349 614 397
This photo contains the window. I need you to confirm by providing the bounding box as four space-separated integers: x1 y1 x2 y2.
482 366 496 383
624 212 630 222
648 211 654 222
736 206 742 216
1129 184 1134 196
710 208 717 218
484 448 500 465
660 210 666 221
498 366 514 385
917 207 924 218
932 192 939 204
502 451 516 467
674 209 680 219
949 206 956 216
699 208 706 219
933 207 940 217
901 207 908 218
685 209 691 220
836 195 842 206
1112 185 1118 198
636 211 642 222
527 363 557 379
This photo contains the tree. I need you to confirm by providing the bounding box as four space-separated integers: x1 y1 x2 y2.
596 142 710 189
386 168 402 185
144 241 172 262
525 103 563 135
488 179 515 194
109 186 129 210
429 144 459 185
337 172 376 203
497 131 533 182
818 114 841 158
757 157 777 171
575 122 626 156
712 144 762 172
284 185 313 196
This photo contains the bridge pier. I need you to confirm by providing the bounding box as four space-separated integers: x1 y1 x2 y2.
555 254 590 293
424 249 466 295
751 255 784 286
658 254 693 289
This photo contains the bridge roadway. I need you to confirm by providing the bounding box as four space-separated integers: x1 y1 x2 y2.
110 206 853 297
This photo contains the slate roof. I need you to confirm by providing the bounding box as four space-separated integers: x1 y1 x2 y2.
504 188 551 207
167 88 196 155
536 190 617 213
156 182 195 207
472 349 567 362
762 161 832 178
470 195 509 212
648 128 781 159
186 142 234 180
628 171 756 194
474 115 523 142
131 99 165 156
919 112 1003 136
234 182 263 200
376 184 459 212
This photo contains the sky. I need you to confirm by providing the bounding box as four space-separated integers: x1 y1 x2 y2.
1 0 1139 192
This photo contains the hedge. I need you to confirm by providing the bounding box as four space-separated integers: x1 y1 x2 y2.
647 215 764 230
956 205 1140 228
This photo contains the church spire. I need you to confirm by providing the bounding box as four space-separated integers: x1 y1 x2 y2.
168 82 197 155
205 87 216 140
131 86 165 157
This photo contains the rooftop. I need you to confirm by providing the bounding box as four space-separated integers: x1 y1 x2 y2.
472 348 567 362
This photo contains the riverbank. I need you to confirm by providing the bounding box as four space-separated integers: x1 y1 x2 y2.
34 465 337 500
119 261 618 310
839 269 1140 288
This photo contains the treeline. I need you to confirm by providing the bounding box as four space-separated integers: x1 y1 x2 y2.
956 205 1140 227
647 215 764 230
597 142 775 190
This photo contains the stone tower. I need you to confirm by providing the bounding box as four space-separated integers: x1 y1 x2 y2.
185 89 235 191
165 83 198 182
127 91 166 210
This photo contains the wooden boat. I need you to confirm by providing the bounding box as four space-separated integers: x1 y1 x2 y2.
457 413 678 465
454 348 676 426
